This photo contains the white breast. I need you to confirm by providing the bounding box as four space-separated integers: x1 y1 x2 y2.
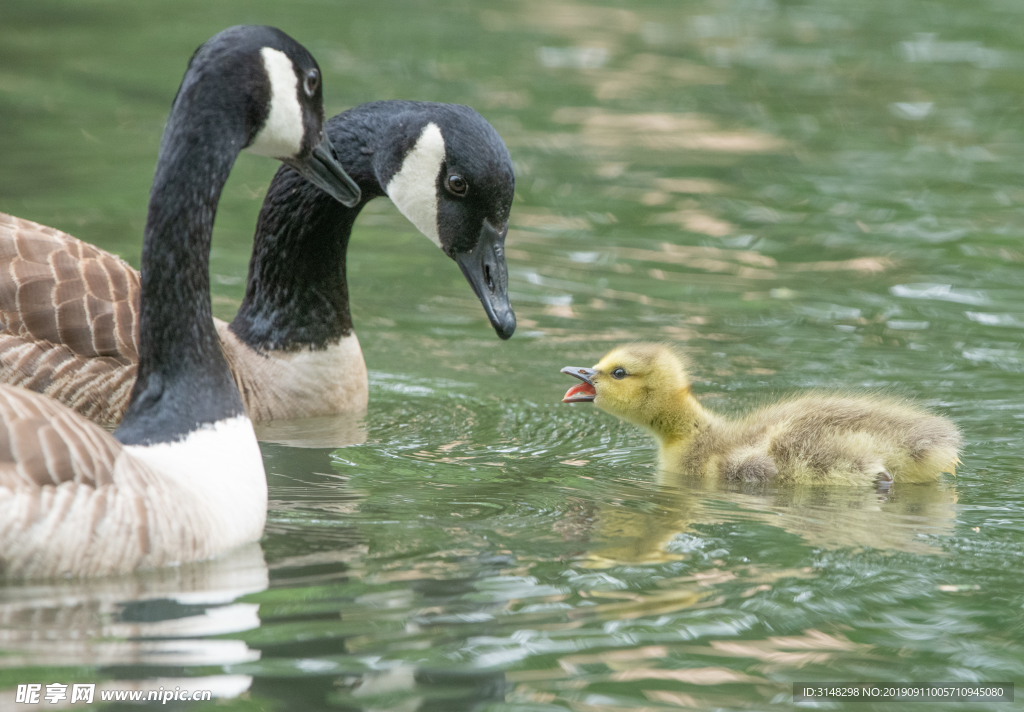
216 321 369 421
385 122 446 247
122 415 268 551
247 47 305 160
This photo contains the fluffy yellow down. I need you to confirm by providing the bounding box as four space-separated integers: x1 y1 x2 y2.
582 343 961 485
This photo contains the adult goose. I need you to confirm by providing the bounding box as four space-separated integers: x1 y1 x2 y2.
0 25 360 578
0 102 516 426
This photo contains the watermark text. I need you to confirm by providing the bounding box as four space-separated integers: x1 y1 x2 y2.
16 683 213 704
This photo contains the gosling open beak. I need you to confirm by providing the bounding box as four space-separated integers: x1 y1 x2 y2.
454 219 516 340
561 366 597 403
285 133 361 208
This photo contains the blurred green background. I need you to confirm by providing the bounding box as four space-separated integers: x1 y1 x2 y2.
1 1 1023 710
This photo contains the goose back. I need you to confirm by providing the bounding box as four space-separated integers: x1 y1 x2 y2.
0 215 369 425
0 213 138 425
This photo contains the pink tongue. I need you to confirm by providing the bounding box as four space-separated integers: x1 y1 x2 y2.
562 382 596 402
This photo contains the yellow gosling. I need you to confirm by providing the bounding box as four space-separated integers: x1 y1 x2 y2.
561 343 961 486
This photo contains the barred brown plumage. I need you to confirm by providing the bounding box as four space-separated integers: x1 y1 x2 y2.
0 213 139 425
0 213 368 426
0 382 219 578
0 212 139 360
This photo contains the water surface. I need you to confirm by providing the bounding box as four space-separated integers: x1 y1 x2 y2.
1 0 1023 709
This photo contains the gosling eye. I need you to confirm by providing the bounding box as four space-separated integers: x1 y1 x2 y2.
303 69 320 98
445 174 469 197
611 367 627 379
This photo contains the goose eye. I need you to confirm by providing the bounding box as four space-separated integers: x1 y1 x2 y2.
303 69 320 98
611 368 627 379
445 174 468 197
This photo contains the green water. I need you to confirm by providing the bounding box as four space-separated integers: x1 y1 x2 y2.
2 0 1023 709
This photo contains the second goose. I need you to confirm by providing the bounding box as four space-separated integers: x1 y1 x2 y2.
0 102 516 426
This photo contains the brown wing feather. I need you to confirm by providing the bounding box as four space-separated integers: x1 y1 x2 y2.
0 212 139 360
0 333 136 427
0 384 217 578
0 213 141 425
0 213 365 427
0 383 121 489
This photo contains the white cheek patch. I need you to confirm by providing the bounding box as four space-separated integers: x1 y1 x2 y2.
385 122 445 248
247 47 305 159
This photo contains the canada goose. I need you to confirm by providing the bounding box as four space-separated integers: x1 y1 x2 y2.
562 343 961 486
0 102 516 426
0 25 360 578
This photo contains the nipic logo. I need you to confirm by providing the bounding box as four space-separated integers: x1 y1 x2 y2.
16 684 95 704
14 683 210 704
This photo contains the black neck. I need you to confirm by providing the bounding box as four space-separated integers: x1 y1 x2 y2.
115 71 250 445
230 103 419 352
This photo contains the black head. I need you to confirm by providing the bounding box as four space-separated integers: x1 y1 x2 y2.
375 104 516 339
189 25 360 206
119 26 361 445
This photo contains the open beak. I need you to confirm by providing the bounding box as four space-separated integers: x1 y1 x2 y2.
561 366 597 403
285 133 361 207
454 219 516 340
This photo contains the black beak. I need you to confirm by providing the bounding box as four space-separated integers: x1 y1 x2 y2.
285 133 361 208
560 367 596 386
454 219 516 340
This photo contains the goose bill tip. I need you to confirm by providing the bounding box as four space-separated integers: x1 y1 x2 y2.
453 228 516 340
289 134 361 207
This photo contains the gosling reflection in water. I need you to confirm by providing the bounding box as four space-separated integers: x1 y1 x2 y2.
578 476 959 567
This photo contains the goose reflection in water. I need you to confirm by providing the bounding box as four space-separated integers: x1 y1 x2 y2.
254 410 369 449
0 544 268 700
